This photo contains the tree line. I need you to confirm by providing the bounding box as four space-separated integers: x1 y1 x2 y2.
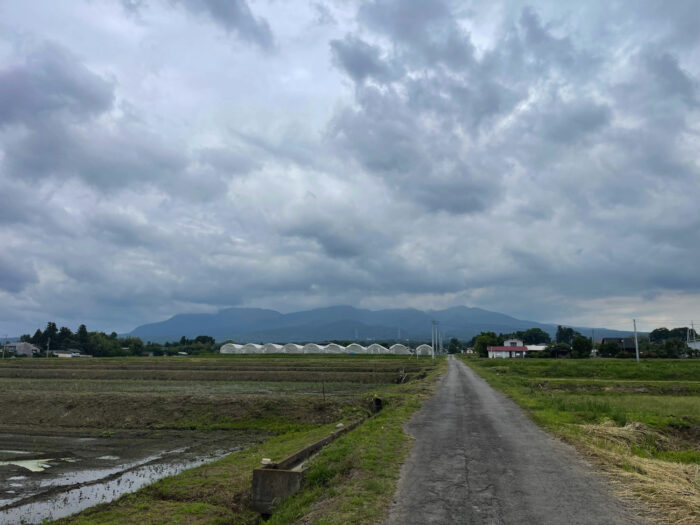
463 325 698 359
17 323 221 357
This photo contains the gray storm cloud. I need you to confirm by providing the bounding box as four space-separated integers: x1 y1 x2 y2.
0 0 698 335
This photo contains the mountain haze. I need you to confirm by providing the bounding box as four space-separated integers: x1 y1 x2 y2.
129 306 632 343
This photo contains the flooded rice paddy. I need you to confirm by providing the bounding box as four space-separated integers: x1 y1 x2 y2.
0 431 255 524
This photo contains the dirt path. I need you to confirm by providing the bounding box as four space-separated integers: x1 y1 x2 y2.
386 356 647 524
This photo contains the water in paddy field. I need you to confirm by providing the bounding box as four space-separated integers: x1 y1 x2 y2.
0 432 253 524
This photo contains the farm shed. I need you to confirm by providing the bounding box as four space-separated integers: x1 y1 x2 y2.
4 342 39 357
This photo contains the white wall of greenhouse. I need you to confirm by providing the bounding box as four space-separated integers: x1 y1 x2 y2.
219 343 242 354
222 341 421 355
346 343 366 354
390 344 411 355
302 343 324 354
283 343 303 354
415 344 433 356
367 344 389 354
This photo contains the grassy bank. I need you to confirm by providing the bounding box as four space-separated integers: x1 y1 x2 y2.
17 354 446 524
461 357 700 524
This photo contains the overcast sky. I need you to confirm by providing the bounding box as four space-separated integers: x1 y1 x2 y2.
1 0 699 335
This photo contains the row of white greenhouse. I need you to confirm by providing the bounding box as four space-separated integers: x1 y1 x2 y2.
219 343 435 355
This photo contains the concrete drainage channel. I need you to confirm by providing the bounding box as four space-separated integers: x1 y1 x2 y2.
252 397 383 519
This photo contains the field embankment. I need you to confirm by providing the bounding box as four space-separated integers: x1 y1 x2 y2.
460 357 700 524
0 354 444 524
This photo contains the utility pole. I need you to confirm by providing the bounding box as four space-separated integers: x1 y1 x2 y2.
2 334 6 359
633 319 639 363
431 321 436 360
46 336 50 359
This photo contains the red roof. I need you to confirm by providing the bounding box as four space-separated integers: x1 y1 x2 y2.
487 346 533 351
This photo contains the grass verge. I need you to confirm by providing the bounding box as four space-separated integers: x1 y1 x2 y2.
460 357 700 524
262 356 447 525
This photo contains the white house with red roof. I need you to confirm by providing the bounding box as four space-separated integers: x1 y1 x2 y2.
487 338 538 358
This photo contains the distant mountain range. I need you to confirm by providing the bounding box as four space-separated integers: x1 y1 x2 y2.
128 305 633 344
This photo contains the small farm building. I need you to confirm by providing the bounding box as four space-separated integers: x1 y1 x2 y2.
5 342 39 357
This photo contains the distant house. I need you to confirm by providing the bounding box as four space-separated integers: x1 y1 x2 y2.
487 339 535 358
4 342 39 357
601 337 636 352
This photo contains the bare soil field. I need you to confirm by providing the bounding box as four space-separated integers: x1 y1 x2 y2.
0 354 439 524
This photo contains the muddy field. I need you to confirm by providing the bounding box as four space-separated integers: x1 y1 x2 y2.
0 430 261 524
0 355 436 524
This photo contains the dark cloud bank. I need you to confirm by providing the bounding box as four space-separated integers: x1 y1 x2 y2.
0 0 698 335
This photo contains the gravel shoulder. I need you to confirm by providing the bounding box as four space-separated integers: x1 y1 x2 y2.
386 356 648 524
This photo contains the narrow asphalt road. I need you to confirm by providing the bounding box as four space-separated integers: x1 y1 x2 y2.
386 356 646 524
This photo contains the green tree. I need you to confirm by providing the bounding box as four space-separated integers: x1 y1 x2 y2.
44 322 58 348
30 328 43 346
598 341 620 358
649 327 671 343
474 332 498 358
571 335 592 358
521 328 551 345
547 342 571 358
57 326 74 349
77 324 89 351
661 338 686 358
447 338 461 354
555 325 579 345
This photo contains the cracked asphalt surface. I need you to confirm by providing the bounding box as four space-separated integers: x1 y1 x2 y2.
386 356 646 524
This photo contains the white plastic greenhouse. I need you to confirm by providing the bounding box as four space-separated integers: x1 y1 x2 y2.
324 343 346 354
302 343 325 354
282 343 303 354
219 343 243 354
415 344 433 356
241 343 263 354
219 341 425 355
389 344 411 355
263 343 283 354
345 343 367 354
367 344 389 354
